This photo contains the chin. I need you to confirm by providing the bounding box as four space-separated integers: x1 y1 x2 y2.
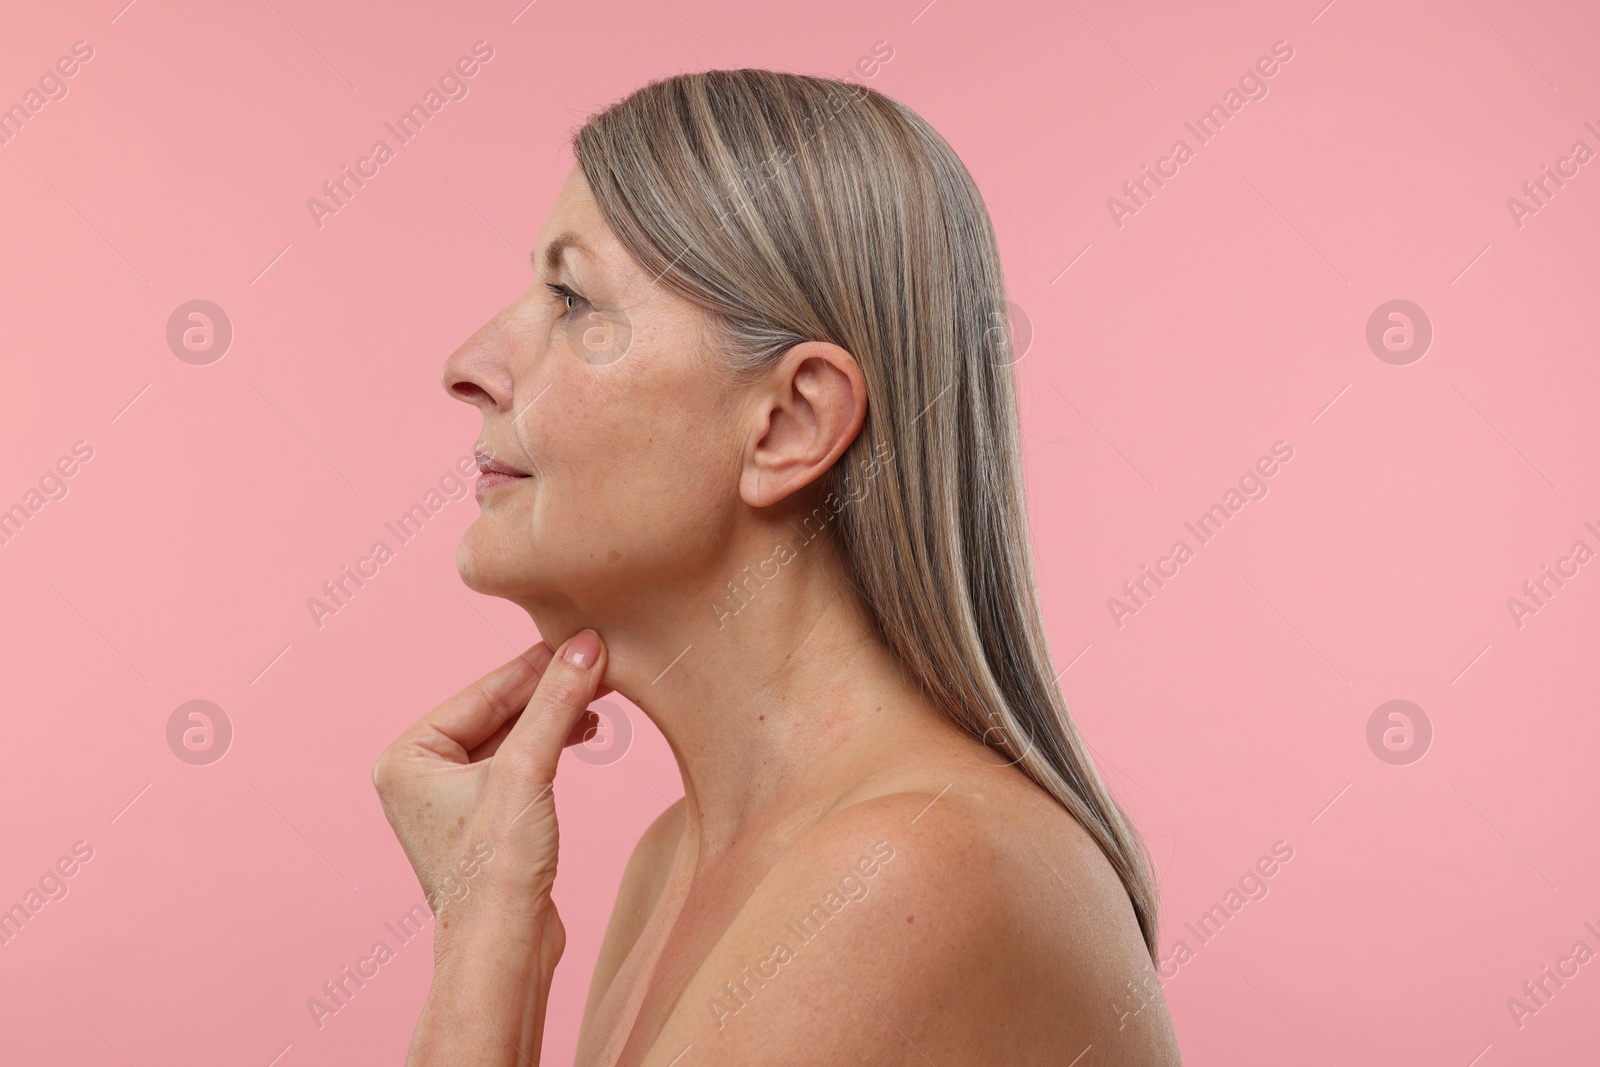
455 511 645 612
453 531 578 613
454 530 527 598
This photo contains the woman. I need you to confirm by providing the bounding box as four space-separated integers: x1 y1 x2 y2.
374 69 1182 1065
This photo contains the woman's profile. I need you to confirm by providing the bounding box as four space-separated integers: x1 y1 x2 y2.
373 68 1183 1066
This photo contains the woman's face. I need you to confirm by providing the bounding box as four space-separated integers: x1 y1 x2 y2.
441 165 744 621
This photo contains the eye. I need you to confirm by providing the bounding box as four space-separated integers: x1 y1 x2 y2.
545 281 587 317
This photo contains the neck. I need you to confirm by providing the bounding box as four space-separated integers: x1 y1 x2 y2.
519 523 954 847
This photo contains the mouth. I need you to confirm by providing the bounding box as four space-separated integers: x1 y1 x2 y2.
475 449 531 494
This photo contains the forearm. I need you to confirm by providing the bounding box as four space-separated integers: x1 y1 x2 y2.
406 914 562 1066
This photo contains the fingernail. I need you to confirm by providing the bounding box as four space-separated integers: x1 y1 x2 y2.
563 628 601 669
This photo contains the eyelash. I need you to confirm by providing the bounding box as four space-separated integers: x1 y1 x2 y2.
545 281 587 317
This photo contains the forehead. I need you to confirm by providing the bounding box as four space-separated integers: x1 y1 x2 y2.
548 165 600 226
532 167 610 270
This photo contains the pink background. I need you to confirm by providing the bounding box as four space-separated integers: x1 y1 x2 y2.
2 0 1596 1063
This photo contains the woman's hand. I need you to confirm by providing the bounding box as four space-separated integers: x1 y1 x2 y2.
372 629 610 1065
374 629 610 930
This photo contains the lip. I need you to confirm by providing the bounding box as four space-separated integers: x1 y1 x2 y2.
474 449 531 493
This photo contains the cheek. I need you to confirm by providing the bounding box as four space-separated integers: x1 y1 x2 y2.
462 380 734 593
546 426 731 572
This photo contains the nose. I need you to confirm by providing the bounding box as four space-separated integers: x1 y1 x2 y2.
441 313 518 411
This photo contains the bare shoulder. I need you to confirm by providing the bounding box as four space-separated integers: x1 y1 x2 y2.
641 773 1182 1066
579 800 687 1028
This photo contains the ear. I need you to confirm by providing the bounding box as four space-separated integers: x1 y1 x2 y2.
740 341 867 509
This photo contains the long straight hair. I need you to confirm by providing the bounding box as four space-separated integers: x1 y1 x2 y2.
573 69 1161 959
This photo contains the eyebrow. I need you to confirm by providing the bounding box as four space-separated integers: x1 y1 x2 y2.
532 232 587 272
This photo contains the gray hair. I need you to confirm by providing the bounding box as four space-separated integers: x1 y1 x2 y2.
574 68 1161 959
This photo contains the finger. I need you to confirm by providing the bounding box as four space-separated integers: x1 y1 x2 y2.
420 637 615 765
405 643 554 757
498 628 608 780
469 709 598 763
465 713 516 764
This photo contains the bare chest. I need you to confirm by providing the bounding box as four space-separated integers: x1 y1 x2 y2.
578 858 755 1067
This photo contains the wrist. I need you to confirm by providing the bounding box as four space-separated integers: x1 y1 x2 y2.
409 909 562 1067
432 897 564 974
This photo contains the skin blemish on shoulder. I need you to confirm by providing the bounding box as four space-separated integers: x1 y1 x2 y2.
906 915 915 924
608 549 621 563
457 816 465 827
759 714 765 721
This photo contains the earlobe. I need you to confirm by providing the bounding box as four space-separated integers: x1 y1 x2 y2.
739 341 867 510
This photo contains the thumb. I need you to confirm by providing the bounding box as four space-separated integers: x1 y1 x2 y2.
497 628 607 782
